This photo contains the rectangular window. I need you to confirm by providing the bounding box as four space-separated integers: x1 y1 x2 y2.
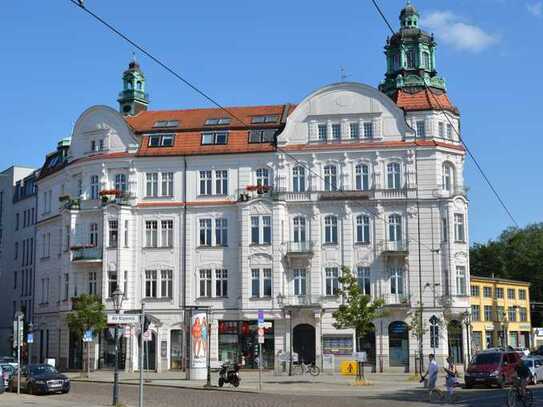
145 270 157 298
108 220 118 248
199 219 212 246
416 120 426 137
89 224 98 246
471 285 480 297
350 123 359 139
508 307 517 322
507 288 515 300
390 267 404 295
251 269 260 297
263 268 272 297
161 220 173 247
90 175 100 200
88 272 97 295
496 306 505 321
495 287 503 299
356 215 370 244
438 122 444 138
146 173 158 197
454 214 465 242
356 266 371 296
324 216 338 244
484 305 493 321
318 124 327 141
148 135 160 147
201 131 228 145
108 271 118 298
248 129 276 143
251 216 271 245
256 168 270 187
262 216 271 244
519 307 528 322
519 289 527 300
199 269 212 298
215 218 228 246
293 269 307 296
161 270 173 299
441 217 448 242
124 220 129 247
446 123 453 139
483 286 492 298
331 123 341 140
471 305 480 321
456 266 466 296
145 220 158 247
363 122 373 139
123 270 128 299
199 171 212 195
161 172 174 197
325 267 339 296
251 216 259 244
215 170 228 195
215 269 228 298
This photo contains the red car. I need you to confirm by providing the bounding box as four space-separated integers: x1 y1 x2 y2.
465 351 522 388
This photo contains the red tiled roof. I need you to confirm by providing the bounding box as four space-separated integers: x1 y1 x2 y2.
393 89 459 114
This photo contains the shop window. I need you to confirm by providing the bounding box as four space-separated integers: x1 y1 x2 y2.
322 336 353 355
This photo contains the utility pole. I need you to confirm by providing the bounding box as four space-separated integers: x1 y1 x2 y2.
14 312 23 395
139 302 145 407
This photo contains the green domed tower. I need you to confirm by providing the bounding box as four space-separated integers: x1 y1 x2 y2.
379 1 447 97
117 59 149 116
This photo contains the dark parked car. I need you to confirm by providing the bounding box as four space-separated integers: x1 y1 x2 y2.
465 351 522 388
9 364 70 395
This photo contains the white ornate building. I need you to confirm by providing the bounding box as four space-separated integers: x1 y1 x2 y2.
32 3 470 373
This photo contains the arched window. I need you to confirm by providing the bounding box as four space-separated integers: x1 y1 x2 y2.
406 49 417 69
292 166 306 192
323 165 337 192
127 81 133 89
442 163 454 192
356 215 370 244
136 81 143 90
114 174 127 193
422 52 430 69
387 162 401 189
256 168 270 186
355 164 369 191
388 214 402 242
324 215 338 244
293 216 306 243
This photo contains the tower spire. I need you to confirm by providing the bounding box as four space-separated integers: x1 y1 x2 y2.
117 57 149 116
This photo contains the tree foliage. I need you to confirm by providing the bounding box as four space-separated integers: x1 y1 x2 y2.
333 266 385 343
470 223 543 323
66 294 107 337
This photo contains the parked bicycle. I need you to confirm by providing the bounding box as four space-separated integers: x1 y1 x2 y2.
292 361 320 376
506 378 534 407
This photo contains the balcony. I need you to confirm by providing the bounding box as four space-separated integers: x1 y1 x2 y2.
380 240 408 256
373 188 408 200
282 295 322 307
118 89 148 101
272 191 314 202
71 246 102 262
319 190 370 201
383 294 410 307
286 241 314 257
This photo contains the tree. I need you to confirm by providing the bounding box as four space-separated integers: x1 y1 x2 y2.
66 294 107 376
333 266 385 376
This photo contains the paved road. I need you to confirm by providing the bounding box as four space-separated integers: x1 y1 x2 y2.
3 382 543 407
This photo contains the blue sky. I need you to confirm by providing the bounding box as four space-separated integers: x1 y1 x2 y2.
1 0 541 244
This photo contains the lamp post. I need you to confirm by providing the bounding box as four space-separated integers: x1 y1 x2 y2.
111 289 124 406
463 311 471 368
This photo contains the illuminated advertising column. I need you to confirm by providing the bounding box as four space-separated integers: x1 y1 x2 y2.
190 311 208 380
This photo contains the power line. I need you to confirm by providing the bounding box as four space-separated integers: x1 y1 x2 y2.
67 0 448 254
368 0 519 228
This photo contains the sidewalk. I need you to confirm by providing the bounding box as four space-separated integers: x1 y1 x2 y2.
66 369 423 396
0 392 102 407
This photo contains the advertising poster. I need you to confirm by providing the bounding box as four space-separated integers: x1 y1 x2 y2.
190 312 208 379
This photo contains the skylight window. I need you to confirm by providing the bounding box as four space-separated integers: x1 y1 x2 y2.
153 120 179 128
251 115 279 124
148 134 175 147
249 129 276 143
201 131 228 145
204 118 231 126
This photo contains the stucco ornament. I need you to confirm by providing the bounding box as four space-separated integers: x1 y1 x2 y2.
407 206 418 218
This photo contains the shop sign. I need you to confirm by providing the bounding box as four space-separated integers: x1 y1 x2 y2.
340 360 358 376
107 314 140 325
519 324 531 331
533 328 543 336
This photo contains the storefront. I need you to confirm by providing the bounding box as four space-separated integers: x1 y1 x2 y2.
218 320 274 369
98 328 126 369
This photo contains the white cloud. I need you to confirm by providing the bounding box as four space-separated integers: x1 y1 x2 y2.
421 11 499 53
527 2 543 17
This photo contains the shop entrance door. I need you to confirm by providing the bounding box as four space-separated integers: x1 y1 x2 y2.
448 320 464 364
139 332 156 371
293 324 315 364
69 331 83 370
389 321 409 367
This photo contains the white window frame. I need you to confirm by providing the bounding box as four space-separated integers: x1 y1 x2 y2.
323 165 338 192
356 215 371 244
454 213 466 242
388 214 402 242
250 268 272 298
325 267 339 296
250 215 271 245
456 266 466 296
255 168 270 187
114 174 127 193
145 173 159 197
324 215 338 244
442 163 454 192
356 266 371 296
145 220 158 248
386 162 401 190
292 166 306 193
161 220 173 248
90 175 100 200
293 269 307 296
355 164 369 191
161 172 174 197
292 216 306 243
390 266 404 295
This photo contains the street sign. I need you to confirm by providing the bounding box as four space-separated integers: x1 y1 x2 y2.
353 351 367 362
27 333 33 344
257 328 264 337
258 335 265 344
259 321 272 329
258 310 264 324
83 330 93 342
107 314 140 325
143 330 152 341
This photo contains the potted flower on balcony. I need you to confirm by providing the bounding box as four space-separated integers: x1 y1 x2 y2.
70 244 96 251
59 194 71 202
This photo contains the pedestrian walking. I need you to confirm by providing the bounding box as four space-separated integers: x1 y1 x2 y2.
444 356 458 403
421 354 444 402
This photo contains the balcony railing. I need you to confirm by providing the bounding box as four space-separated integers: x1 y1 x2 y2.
380 240 409 254
282 295 321 307
286 241 314 255
383 294 410 306
72 246 102 262
118 89 148 100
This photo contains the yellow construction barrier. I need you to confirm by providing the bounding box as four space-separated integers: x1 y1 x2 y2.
340 360 358 376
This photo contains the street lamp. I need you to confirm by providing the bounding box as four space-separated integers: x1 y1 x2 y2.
111 289 124 406
463 310 472 366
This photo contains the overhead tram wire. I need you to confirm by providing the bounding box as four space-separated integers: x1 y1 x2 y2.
368 0 519 228
67 0 440 254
